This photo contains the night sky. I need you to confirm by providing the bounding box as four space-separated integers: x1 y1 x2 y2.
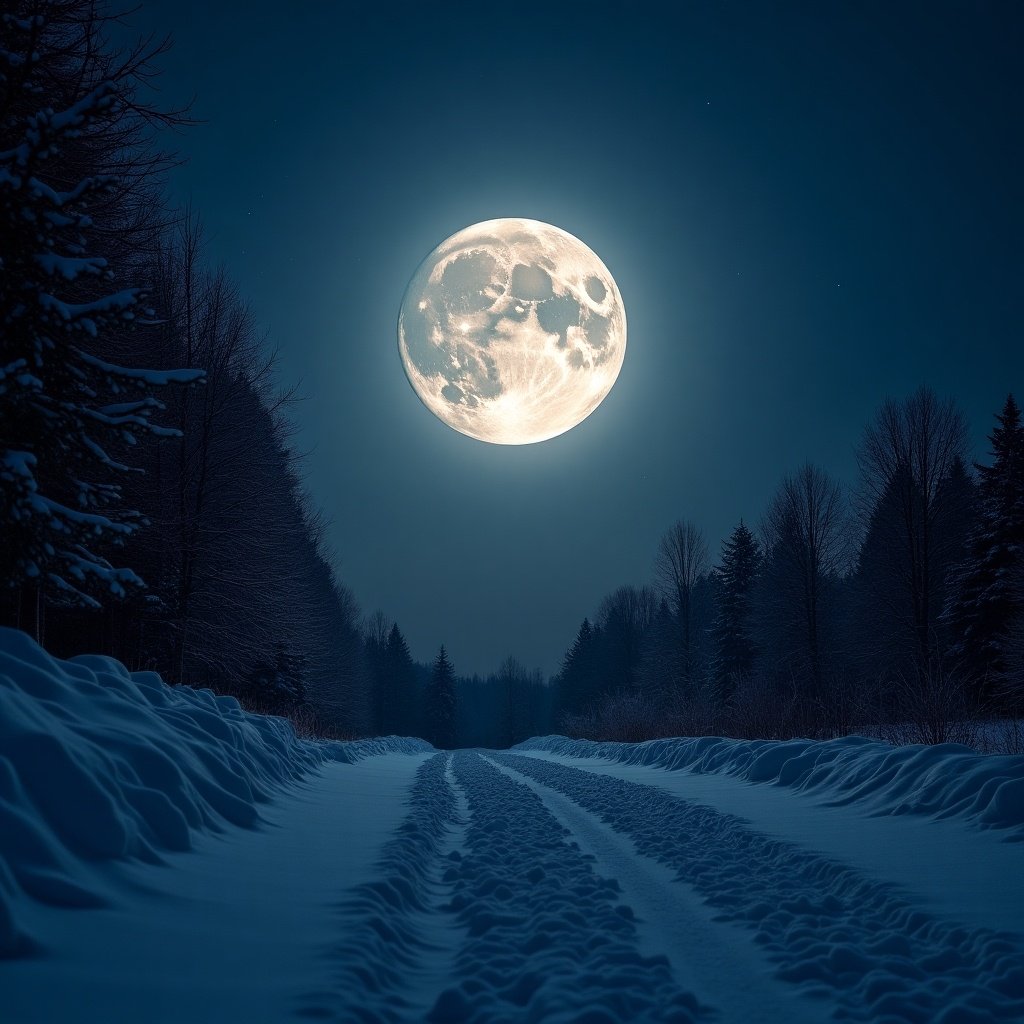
126 2 1021 676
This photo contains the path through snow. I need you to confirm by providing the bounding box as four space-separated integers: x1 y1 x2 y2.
4 746 1023 1023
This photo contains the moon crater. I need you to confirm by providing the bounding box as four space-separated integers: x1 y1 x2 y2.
398 218 626 445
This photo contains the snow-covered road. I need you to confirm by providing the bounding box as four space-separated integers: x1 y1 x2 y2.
5 746 1023 1023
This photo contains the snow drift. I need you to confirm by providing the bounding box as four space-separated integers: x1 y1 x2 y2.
497 750 1024 1023
517 735 1024 835
0 627 429 957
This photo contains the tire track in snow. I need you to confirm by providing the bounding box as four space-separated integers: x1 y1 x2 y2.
296 752 467 1021
486 755 822 1024
431 751 711 1023
517 750 1024 937
406 757 473 1011
495 752 1024 1023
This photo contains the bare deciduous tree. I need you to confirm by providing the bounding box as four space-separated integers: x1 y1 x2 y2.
364 610 393 651
760 463 847 697
655 520 709 690
856 387 969 681
597 585 660 692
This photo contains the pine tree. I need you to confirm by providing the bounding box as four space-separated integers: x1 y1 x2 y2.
385 622 417 736
0 2 201 629
849 465 917 687
947 395 1024 699
712 520 762 702
557 617 595 718
425 645 457 748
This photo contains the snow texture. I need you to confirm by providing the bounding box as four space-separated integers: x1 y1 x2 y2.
0 627 429 957
304 752 707 1023
495 751 1024 1022
517 734 1024 836
3 636 1023 1022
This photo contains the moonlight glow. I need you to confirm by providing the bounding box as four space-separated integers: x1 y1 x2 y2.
398 219 626 444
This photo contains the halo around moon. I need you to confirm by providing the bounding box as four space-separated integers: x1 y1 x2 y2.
398 218 626 445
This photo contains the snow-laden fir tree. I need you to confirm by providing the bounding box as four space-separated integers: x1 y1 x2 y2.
947 395 1024 702
0 1 201 627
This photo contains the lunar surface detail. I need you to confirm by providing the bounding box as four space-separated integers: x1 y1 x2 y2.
398 218 626 445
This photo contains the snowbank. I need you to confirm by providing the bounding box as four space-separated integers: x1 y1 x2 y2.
517 734 1024 835
331 735 433 761
0 627 430 957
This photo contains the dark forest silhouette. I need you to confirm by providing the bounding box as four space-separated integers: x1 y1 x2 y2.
2 1 1021 750
0 1 368 735
555 392 1023 748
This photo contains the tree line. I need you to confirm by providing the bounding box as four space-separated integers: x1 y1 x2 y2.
0 0 369 734
362 615 552 748
0 0 557 747
555 389 1024 747
0 0 556 747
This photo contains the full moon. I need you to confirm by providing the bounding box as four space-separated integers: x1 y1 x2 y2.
398 218 626 445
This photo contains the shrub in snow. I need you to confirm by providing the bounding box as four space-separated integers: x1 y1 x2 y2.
244 642 308 713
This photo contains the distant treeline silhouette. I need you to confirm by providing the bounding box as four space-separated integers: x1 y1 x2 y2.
552 389 1023 748
352 387 1023 751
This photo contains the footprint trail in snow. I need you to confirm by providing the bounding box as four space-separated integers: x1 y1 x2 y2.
298 749 1024 1023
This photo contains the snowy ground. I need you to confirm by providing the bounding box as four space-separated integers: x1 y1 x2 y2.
3 636 1024 1022
3 753 431 1022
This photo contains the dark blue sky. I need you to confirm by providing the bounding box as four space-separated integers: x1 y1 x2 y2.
129 1 1021 676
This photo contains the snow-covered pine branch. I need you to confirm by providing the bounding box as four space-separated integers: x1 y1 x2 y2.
0 2 203 614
